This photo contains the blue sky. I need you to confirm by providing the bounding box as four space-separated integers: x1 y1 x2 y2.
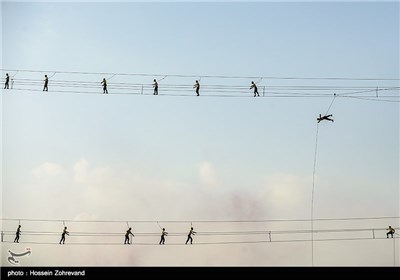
1 1 399 266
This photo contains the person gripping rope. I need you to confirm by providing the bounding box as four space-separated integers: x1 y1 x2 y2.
185 227 197 244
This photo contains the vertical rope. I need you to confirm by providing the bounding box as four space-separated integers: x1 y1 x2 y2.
311 123 320 266
325 94 337 115
394 237 396 267
310 93 336 266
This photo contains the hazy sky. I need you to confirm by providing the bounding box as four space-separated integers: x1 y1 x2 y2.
1 1 399 266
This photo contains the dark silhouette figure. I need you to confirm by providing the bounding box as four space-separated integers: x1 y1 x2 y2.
317 114 334 123
194 80 200 96
59 227 69 244
124 227 135 244
387 226 395 238
153 79 158 95
250 81 259 97
185 227 197 244
4 73 9 89
101 78 108 94
43 75 48 91
14 225 21 243
159 228 168 245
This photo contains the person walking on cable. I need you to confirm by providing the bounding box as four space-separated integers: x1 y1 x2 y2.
185 227 197 244
159 228 168 245
59 226 69 244
14 225 21 243
194 80 200 96
250 81 259 97
43 75 48 91
153 79 158 95
387 226 395 238
101 78 108 94
4 73 10 89
124 227 135 244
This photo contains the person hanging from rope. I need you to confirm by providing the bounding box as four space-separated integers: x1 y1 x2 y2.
153 79 159 95
124 227 135 244
185 227 197 244
194 80 200 96
43 75 48 91
317 114 334 123
14 225 21 243
4 73 10 89
250 81 259 97
59 226 69 244
101 78 108 94
159 228 168 245
386 226 395 238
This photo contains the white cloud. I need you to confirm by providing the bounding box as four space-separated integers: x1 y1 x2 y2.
73 158 89 184
32 162 64 178
260 173 311 218
73 158 114 187
198 161 220 188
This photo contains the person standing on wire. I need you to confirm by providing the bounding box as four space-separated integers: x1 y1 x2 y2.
153 79 158 95
124 227 135 244
4 73 10 89
59 227 69 244
101 78 108 94
250 81 259 97
194 80 200 96
185 227 197 244
387 226 395 238
43 75 48 91
14 225 21 243
159 228 168 245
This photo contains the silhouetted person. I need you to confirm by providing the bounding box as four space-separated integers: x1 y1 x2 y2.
185 227 197 244
43 75 48 91
153 79 158 95
250 81 259 97
387 226 395 238
101 78 108 94
14 225 21 243
124 227 135 244
194 80 200 96
159 228 168 245
4 73 9 89
317 114 334 123
59 227 69 244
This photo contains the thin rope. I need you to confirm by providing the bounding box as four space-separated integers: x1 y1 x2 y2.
255 77 263 85
49 72 57 79
2 216 399 224
106 74 117 81
2 68 398 81
311 123 320 266
325 93 337 115
158 75 168 82
11 70 19 78
394 237 396 267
